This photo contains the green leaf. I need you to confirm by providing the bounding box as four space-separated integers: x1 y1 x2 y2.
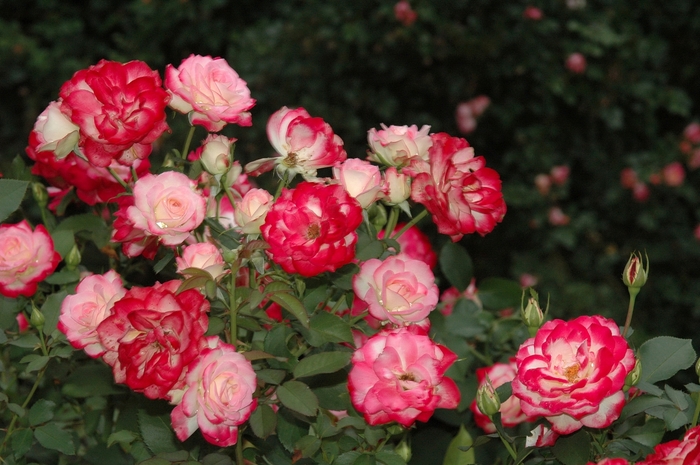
0 179 29 222
638 337 697 384
442 425 475 465
477 278 523 310
153 249 175 274
309 312 354 344
11 428 34 459
107 430 138 448
551 429 590 465
22 354 49 373
277 409 308 453
7 403 25 417
626 418 666 447
621 394 674 419
44 268 81 285
256 369 287 385
335 451 363 465
294 351 351 379
138 409 180 455
268 292 309 328
50 229 75 258
63 364 124 397
277 381 319 416
29 399 55 426
295 435 322 458
376 450 408 465
41 290 68 336
355 239 385 261
34 422 75 455
250 404 278 439
8 333 40 348
201 453 234 465
439 242 473 292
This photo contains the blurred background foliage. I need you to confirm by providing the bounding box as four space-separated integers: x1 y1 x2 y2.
2 0 700 364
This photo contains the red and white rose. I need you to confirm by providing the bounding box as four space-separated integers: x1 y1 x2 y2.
333 158 385 209
367 124 432 167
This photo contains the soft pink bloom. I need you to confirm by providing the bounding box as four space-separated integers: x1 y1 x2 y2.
526 425 559 448
636 425 700 465
29 101 79 159
176 243 227 281
662 161 685 187
233 188 274 234
245 107 347 179
407 133 506 241
378 223 437 269
191 134 235 176
382 167 411 205
439 279 480 316
333 158 384 209
587 459 630 465
125 171 206 247
523 6 544 20
0 220 61 298
683 122 700 144
519 273 539 288
632 182 651 202
548 206 570 226
165 54 255 132
393 0 417 26
171 337 257 447
566 53 587 74
455 107 477 135
468 96 491 117
367 124 432 167
512 315 636 435
620 168 638 189
261 182 363 277
111 195 160 259
59 59 169 167
16 313 29 332
353 253 439 325
534 173 552 196
470 359 535 433
97 280 209 400
58 271 126 358
348 326 460 427
550 165 570 185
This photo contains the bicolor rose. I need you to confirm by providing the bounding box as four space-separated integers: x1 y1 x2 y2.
526 425 559 448
382 167 411 205
59 59 169 167
29 100 79 159
512 315 636 435
636 425 700 465
367 124 432 167
97 280 209 400
233 188 274 234
58 271 126 358
191 134 235 176
353 253 438 325
348 326 460 427
261 182 362 277
470 359 534 433
333 158 384 209
176 242 227 281
246 107 347 180
126 171 206 246
165 54 255 132
0 220 60 298
407 132 506 241
171 337 257 447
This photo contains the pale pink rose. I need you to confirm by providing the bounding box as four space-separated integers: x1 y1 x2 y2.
550 165 570 185
620 168 638 189
470 359 535 433
526 425 559 448
523 6 544 20
548 206 570 226
382 167 411 205
632 182 650 202
393 0 417 26
348 326 460 427
466 95 491 118
636 425 700 465
233 188 274 234
176 243 227 281
165 55 255 132
0 220 61 298
519 273 539 288
208 193 237 230
191 134 235 176
333 158 384 209
171 337 257 447
566 53 587 74
367 124 432 167
353 253 439 325
456 105 477 135
683 122 700 144
58 271 126 358
30 101 79 159
662 161 685 187
534 173 551 196
126 171 206 246
512 315 636 435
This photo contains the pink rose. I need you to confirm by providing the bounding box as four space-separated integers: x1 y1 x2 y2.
512 315 635 435
246 107 347 179
636 425 700 465
191 134 235 176
125 171 206 246
566 52 587 74
97 280 209 400
261 182 362 277
58 271 126 358
348 326 460 427
176 243 227 281
29 101 79 159
165 54 255 132
367 124 432 167
111 195 160 259
233 188 274 234
0 220 60 298
407 133 506 241
377 223 437 269
550 165 570 185
470 359 534 433
16 313 29 332
620 168 638 189
394 0 417 26
534 173 552 196
439 278 480 316
523 6 544 20
548 206 570 226
683 122 700 145
59 59 169 167
587 459 630 465
526 425 559 448
632 182 651 202
333 158 385 209
663 161 685 187
171 337 257 447
382 167 411 205
688 148 700 170
353 253 438 325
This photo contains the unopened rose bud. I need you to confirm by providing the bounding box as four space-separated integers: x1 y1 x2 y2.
32 183 49 208
65 244 81 271
624 358 642 389
367 203 388 232
30 305 45 330
522 297 544 333
476 375 501 417
222 248 239 264
695 357 700 380
622 251 649 295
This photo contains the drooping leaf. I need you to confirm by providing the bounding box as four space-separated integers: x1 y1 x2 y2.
442 425 475 465
276 380 319 417
551 429 590 465
34 422 76 455
249 404 277 439
638 337 697 384
293 351 351 379
439 242 473 292
268 291 309 328
0 179 29 222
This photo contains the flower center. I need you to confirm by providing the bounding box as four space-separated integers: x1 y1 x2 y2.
306 223 321 239
563 364 580 383
284 152 298 167
398 372 416 382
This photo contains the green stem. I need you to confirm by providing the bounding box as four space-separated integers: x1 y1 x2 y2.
107 167 131 193
384 206 400 238
274 171 289 200
492 424 517 461
391 209 429 241
691 392 700 428
622 289 638 338
0 365 48 456
229 264 239 345
236 431 245 465
181 126 196 159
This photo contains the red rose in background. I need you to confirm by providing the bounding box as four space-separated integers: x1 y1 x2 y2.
261 182 362 277
59 60 169 168
636 425 700 465
97 280 209 400
407 132 506 241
